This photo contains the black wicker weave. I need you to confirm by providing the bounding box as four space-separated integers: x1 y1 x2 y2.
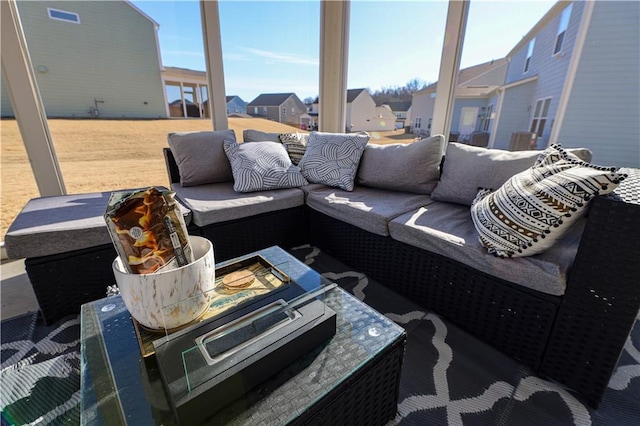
25 243 117 325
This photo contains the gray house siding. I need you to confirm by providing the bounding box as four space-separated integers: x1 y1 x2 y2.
504 1 584 147
1 1 166 118
226 97 246 114
557 1 640 167
280 97 306 127
450 98 488 133
493 81 537 150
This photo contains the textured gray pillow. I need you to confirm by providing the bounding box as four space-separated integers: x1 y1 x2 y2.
223 140 308 193
298 131 370 191
167 130 236 187
431 143 593 206
357 135 445 194
243 129 282 143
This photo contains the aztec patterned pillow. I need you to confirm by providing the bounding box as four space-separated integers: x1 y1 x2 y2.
223 140 308 193
279 132 309 165
470 144 626 257
298 131 370 191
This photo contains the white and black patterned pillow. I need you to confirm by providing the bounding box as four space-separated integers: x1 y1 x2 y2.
298 131 370 191
279 133 308 165
470 144 626 257
223 140 308 193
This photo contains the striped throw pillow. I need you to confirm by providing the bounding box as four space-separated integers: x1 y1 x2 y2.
279 133 308 165
470 144 626 257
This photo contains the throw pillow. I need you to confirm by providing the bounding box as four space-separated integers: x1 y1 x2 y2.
356 134 445 194
279 132 309 165
167 130 236 187
431 143 593 206
243 129 282 143
223 140 308 193
470 144 626 258
298 131 370 191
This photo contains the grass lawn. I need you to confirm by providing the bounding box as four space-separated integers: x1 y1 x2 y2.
0 118 414 239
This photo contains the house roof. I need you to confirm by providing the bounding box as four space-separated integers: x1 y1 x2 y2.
384 101 412 111
226 95 245 103
247 93 295 107
347 88 367 103
162 66 206 79
313 89 368 105
414 58 508 95
124 0 159 28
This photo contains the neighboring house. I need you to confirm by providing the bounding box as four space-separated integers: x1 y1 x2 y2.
492 0 639 167
384 101 413 129
226 96 247 115
247 93 307 127
1 0 167 118
162 66 208 118
412 1 639 167
346 88 397 132
411 58 508 138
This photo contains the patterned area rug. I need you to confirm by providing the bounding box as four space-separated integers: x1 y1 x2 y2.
1 246 638 425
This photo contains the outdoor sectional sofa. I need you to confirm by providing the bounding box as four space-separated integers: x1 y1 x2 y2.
161 129 640 409
4 129 639 410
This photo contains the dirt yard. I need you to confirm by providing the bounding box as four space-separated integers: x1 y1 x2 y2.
0 118 414 239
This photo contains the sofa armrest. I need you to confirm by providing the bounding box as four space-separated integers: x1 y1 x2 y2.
541 167 640 407
163 147 181 184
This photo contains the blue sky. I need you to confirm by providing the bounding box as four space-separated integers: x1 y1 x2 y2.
131 0 557 102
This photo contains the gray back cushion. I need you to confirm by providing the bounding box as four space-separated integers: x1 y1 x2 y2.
168 130 236 187
357 135 445 194
430 143 593 206
243 129 282 143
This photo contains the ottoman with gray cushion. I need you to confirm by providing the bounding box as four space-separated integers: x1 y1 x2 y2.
5 190 191 324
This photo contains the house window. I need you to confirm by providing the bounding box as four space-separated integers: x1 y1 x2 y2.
427 118 432 130
282 107 286 115
254 107 258 114
483 104 494 131
524 38 535 72
415 117 422 129
530 98 551 137
263 107 267 114
554 4 573 55
47 8 80 24
291 107 295 114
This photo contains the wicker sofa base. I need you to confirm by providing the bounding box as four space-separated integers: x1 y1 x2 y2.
25 243 118 325
308 209 559 371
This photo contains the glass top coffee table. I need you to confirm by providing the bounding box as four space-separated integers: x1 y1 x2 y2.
80 246 406 425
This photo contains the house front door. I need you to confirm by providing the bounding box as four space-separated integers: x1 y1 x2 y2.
458 107 479 137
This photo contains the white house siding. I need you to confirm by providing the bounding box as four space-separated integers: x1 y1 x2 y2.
493 81 537 150
504 1 584 147
410 91 435 134
348 92 376 132
557 1 640 168
1 1 166 118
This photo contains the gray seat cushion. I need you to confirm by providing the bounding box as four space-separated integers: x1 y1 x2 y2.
306 185 433 236
388 202 585 296
5 192 113 259
172 182 305 227
5 190 192 259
